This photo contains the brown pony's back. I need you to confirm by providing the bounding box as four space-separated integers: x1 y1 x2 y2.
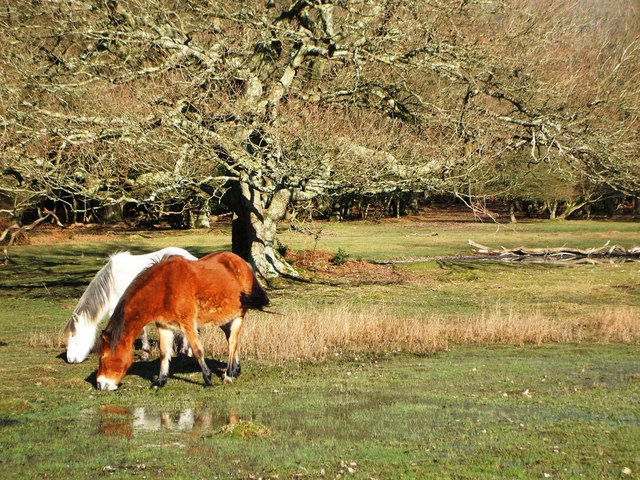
199 252 269 310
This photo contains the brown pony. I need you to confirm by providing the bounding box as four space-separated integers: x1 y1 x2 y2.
96 252 269 390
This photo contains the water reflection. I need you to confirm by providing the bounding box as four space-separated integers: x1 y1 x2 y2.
95 405 239 437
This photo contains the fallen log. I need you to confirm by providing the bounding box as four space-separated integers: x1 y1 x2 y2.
468 240 640 259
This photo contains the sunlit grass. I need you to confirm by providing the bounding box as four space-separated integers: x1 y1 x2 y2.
278 217 640 261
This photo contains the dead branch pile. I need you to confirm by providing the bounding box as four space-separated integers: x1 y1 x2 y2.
468 240 640 260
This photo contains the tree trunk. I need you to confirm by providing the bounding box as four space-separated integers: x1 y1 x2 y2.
191 198 211 229
101 203 123 224
509 203 518 223
227 181 297 280
557 200 590 220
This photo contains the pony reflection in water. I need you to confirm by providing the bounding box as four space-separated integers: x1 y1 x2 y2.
96 252 269 391
64 247 197 363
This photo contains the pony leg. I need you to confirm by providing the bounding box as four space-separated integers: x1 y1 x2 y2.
151 326 175 389
139 326 151 360
220 316 243 384
181 325 213 387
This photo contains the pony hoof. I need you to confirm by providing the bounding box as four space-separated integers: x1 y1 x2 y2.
223 375 235 385
151 378 167 389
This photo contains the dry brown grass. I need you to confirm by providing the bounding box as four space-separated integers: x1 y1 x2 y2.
27 328 66 350
27 304 639 363
200 303 640 364
589 306 640 343
201 305 450 364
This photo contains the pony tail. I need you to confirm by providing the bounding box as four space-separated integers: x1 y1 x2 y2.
241 273 270 311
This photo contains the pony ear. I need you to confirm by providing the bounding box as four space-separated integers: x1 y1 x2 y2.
96 330 110 351
63 318 76 335
99 330 112 346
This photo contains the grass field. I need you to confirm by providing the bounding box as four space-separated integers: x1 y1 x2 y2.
0 217 638 479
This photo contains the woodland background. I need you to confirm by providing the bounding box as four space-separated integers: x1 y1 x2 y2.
1 0 639 276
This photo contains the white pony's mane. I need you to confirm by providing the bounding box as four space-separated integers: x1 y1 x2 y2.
70 251 125 325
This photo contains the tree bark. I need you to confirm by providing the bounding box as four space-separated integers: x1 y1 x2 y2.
227 182 297 280
509 203 518 223
557 200 590 220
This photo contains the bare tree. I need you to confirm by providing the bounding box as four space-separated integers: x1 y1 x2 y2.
1 0 638 276
448 0 640 209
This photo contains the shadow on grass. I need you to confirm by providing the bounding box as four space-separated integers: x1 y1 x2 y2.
84 355 228 389
0 245 224 294
436 258 574 272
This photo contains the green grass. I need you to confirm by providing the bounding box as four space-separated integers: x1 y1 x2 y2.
278 259 640 321
279 218 640 261
0 218 638 479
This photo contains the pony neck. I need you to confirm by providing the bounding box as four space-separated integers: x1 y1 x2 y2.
108 311 149 355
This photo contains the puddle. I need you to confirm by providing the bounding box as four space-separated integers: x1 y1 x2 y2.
90 405 241 437
87 390 399 440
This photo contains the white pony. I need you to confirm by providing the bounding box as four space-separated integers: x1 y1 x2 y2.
64 247 197 363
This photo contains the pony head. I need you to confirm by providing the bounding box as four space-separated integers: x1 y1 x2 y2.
96 331 134 391
64 314 98 363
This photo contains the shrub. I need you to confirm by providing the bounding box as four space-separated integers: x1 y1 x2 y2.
330 248 349 266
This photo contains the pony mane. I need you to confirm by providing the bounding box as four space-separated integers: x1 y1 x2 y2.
155 253 180 264
102 297 126 352
102 253 179 351
72 253 121 324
